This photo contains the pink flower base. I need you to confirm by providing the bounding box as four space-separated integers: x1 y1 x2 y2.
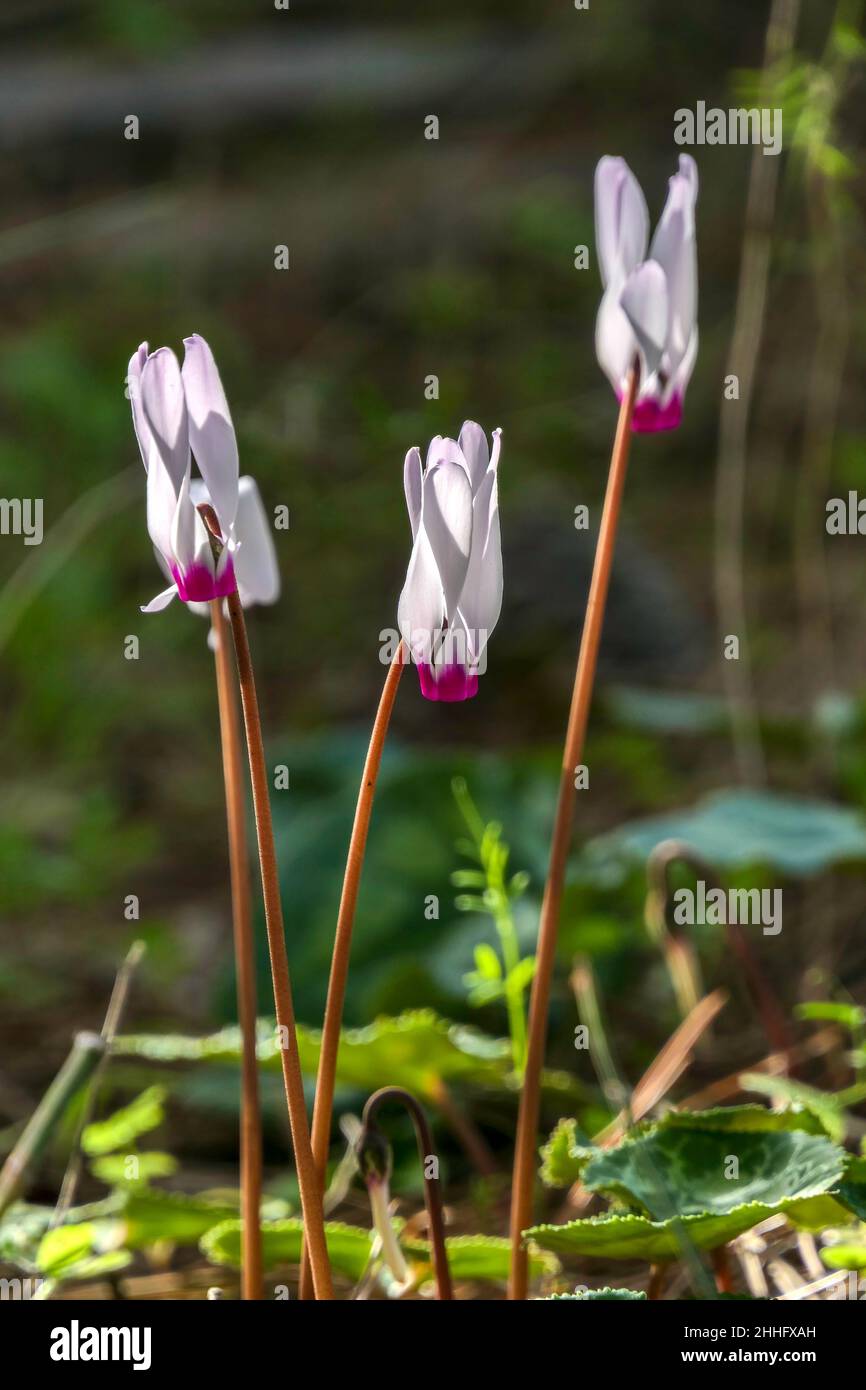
172 556 237 603
627 393 684 433
417 663 479 702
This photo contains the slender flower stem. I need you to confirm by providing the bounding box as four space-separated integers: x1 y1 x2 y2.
298 642 405 1300
224 587 334 1300
363 1086 453 1300
507 369 638 1300
211 598 264 1302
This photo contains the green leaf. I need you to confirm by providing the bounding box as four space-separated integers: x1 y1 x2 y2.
543 1287 647 1300
121 1188 240 1248
410 1233 557 1284
838 1156 866 1221
581 1126 845 1219
450 870 487 890
203 1219 556 1284
739 1074 845 1144
582 789 866 877
540 1106 828 1189
540 1118 598 1188
473 944 502 981
203 1219 374 1281
505 957 537 991
82 1086 166 1156
526 1204 798 1262
796 1001 865 1031
90 1151 177 1187
606 686 727 735
655 1104 831 1137
821 1244 866 1272
37 1221 126 1277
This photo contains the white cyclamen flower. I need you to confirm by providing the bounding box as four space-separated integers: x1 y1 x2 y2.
128 334 278 614
594 154 698 432
397 422 503 702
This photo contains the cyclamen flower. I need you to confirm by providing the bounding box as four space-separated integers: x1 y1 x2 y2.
128 335 277 614
398 423 502 702
595 154 698 432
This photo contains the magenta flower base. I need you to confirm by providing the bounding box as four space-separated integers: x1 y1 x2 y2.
417 663 479 702
172 557 237 603
627 393 684 433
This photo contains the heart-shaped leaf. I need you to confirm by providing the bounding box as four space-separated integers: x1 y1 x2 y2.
540 1106 830 1190
581 789 866 877
202 1218 556 1284
113 1009 580 1104
580 1126 845 1219
526 1205 793 1262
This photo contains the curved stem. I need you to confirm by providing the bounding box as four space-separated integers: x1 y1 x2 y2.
211 599 264 1301
225 588 334 1300
508 370 637 1300
363 1086 453 1300
298 643 404 1299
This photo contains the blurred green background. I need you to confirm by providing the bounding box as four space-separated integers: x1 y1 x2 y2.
0 1 864 1173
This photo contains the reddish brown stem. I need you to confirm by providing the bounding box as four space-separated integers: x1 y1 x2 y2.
712 1246 735 1295
225 589 334 1300
508 370 638 1299
298 643 404 1300
211 598 264 1301
364 1086 453 1300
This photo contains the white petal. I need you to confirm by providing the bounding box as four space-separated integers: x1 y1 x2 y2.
234 475 280 607
620 260 670 384
127 342 154 472
420 460 473 622
594 156 649 287
145 452 180 561
489 427 502 472
595 284 639 394
170 471 198 574
456 459 502 666
457 421 489 495
140 348 189 493
398 528 445 667
182 334 239 538
140 583 178 613
649 163 698 382
403 446 423 540
368 1181 409 1285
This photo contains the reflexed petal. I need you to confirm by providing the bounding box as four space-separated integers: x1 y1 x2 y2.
420 460 473 621
456 461 502 666
182 334 239 538
457 420 489 495
649 163 698 387
234 475 280 607
595 284 639 394
140 583 178 614
128 343 154 472
620 260 669 384
403 446 423 540
367 1180 409 1285
594 156 649 286
145 454 180 561
170 471 198 575
140 348 190 493
427 434 468 474
397 528 445 667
